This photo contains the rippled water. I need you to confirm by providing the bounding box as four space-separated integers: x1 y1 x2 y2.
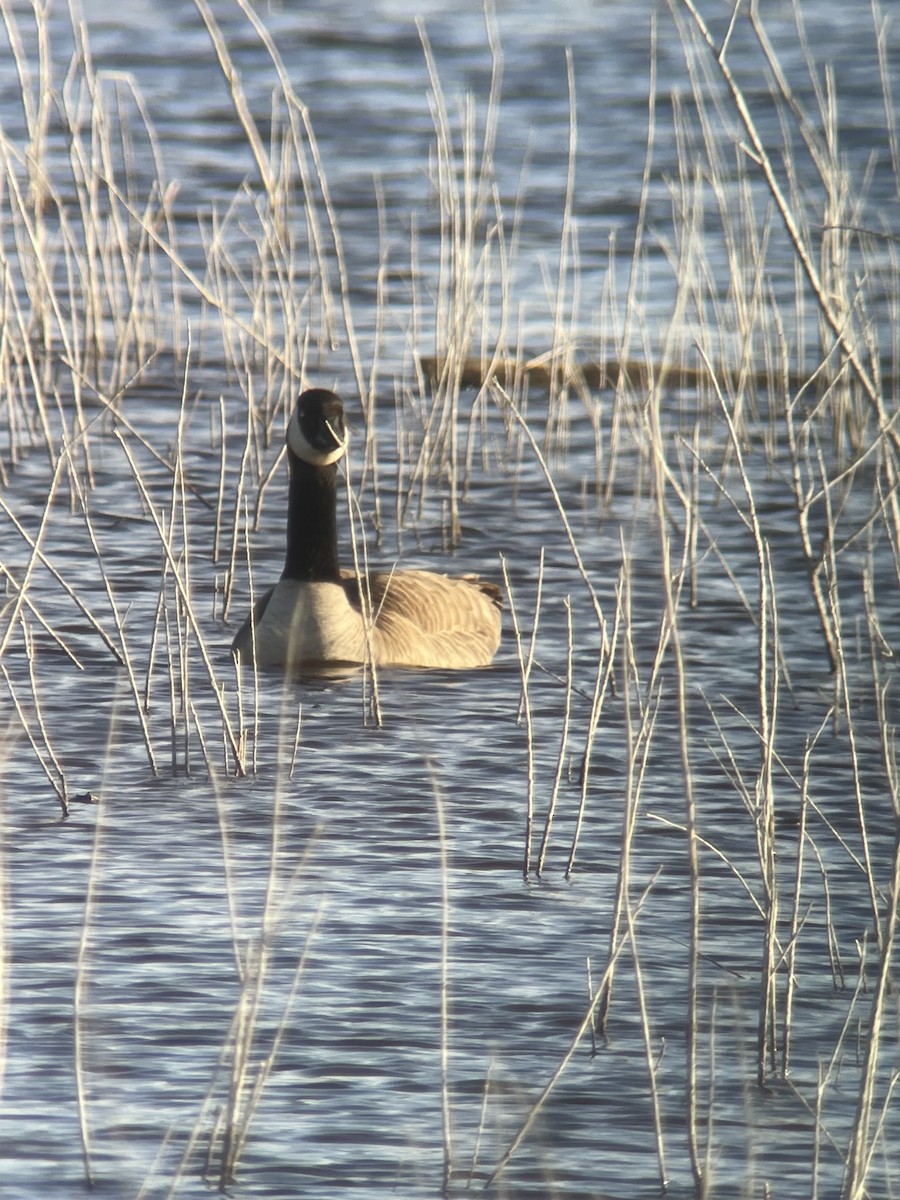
1 1 899 1197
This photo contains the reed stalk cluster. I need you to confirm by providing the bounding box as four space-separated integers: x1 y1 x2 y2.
0 0 897 1195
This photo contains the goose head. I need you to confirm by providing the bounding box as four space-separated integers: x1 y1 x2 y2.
287 388 348 467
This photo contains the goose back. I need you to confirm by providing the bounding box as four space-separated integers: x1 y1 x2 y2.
349 569 502 668
232 569 501 670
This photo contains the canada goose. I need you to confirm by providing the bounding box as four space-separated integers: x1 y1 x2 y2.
231 388 502 671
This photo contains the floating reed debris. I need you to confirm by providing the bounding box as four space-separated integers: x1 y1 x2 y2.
420 353 815 394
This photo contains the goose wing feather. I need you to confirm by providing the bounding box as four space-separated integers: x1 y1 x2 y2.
342 568 502 668
230 586 275 658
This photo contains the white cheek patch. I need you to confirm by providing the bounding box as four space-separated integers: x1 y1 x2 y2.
287 408 348 465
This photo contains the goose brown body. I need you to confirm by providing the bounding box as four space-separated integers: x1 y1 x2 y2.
231 389 501 671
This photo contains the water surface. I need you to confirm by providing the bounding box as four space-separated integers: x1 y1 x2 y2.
1 2 898 1197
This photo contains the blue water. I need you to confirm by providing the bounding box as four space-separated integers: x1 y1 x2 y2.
0 1 898 1197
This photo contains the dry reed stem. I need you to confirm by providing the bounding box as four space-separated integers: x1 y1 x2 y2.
565 539 625 882
0 0 179 399
594 558 662 1034
647 811 765 921
483 871 660 1189
214 899 324 1185
699 345 782 1084
220 398 256 627
543 47 578 449
500 554 536 879
66 465 159 772
0 648 67 814
782 374 840 670
415 17 511 538
625 908 669 1192
781 721 817 1074
465 1057 496 1189
180 762 325 1189
679 0 899 471
234 498 261 777
646 365 704 1190
606 550 669 1188
340 454 383 727
96 173 291 377
0 800 7 1106
70 683 127 1191
0 559 86 667
0 451 66 660
493 383 611 655
535 595 573 876
115 430 245 773
513 546 544 728
825 567 881 940
842 582 900 1198
426 761 455 1192
229 0 368 398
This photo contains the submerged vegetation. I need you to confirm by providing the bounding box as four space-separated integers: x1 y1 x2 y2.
0 0 898 1195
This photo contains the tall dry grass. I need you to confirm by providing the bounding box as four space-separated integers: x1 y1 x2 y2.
0 0 898 1196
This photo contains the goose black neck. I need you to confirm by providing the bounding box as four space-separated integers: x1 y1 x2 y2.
282 454 342 583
